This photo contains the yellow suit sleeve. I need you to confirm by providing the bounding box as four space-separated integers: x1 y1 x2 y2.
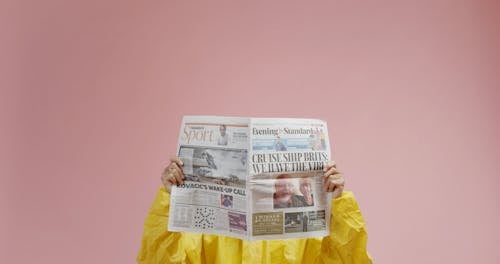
316 192 373 263
137 187 372 264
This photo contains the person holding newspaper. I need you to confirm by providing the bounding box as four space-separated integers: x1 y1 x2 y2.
137 157 372 264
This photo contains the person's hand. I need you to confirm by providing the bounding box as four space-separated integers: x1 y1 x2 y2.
161 157 185 193
323 161 345 199
299 178 313 205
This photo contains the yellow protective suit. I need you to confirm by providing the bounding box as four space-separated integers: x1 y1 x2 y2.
137 187 372 264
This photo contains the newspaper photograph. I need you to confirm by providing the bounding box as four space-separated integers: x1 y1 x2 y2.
168 116 332 240
178 146 247 188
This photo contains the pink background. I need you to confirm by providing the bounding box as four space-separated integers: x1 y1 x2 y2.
2 0 499 263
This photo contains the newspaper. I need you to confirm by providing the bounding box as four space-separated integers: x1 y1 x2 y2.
168 116 332 240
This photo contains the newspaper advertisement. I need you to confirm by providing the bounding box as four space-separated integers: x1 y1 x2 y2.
168 116 331 240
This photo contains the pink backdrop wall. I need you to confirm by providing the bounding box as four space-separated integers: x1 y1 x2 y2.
2 0 499 263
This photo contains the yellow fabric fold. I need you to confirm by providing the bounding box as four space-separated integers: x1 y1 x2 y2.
137 187 372 264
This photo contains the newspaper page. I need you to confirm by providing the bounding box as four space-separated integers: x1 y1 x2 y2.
248 118 331 240
168 116 251 239
168 116 331 240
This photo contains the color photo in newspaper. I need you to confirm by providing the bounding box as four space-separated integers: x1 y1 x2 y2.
167 116 332 240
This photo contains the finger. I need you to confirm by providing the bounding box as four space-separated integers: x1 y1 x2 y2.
170 156 184 167
162 165 171 177
164 164 181 184
323 180 332 192
162 166 173 182
323 166 340 178
323 174 331 186
323 161 336 171
326 173 345 186
324 175 345 192
169 162 185 179
166 171 178 185
323 176 332 191
330 178 345 188
327 180 337 192
162 166 174 183
332 184 344 199
325 173 343 184
170 167 184 185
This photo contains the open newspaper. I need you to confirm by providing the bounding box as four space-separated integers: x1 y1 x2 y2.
168 116 332 240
